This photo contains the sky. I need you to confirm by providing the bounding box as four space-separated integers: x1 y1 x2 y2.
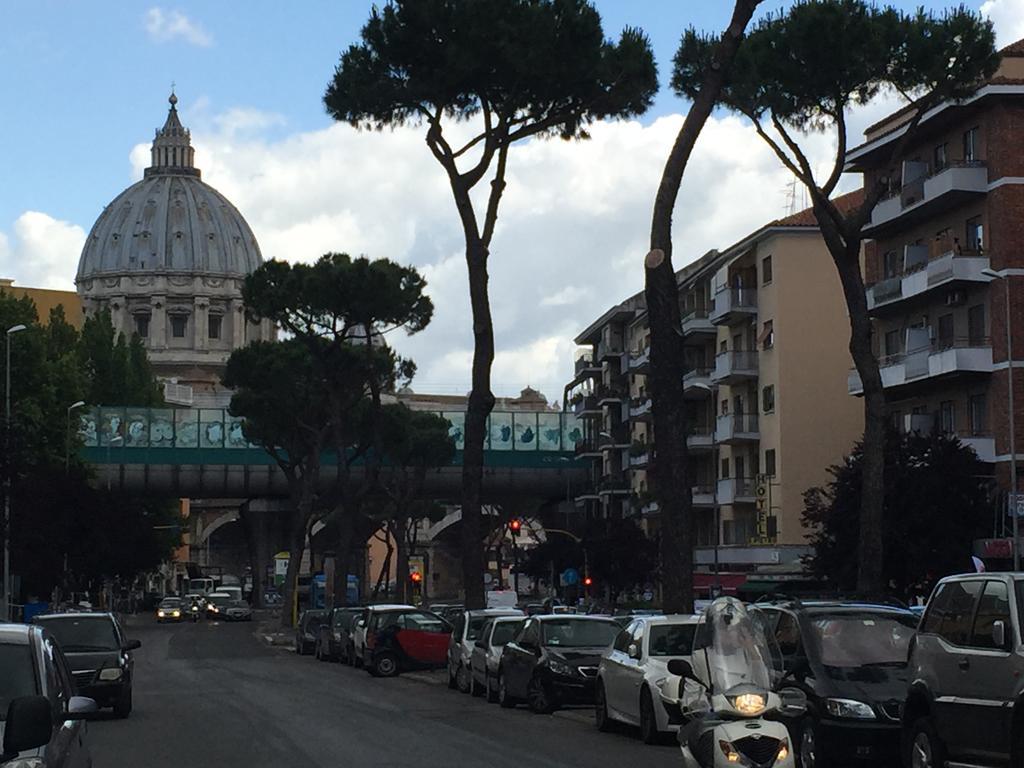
2 0 1023 402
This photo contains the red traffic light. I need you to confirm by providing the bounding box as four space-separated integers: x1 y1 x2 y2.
410 571 422 583
509 519 522 532
583 576 593 587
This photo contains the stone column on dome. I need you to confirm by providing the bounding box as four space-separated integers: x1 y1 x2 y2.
194 297 209 352
230 299 245 349
150 295 167 350
109 295 127 335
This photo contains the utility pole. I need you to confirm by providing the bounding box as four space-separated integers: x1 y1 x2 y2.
4 324 27 621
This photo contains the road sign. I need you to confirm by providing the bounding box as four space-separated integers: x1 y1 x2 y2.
1010 494 1024 518
561 568 580 586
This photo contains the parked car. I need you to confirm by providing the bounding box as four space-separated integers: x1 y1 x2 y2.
497 615 620 713
438 605 465 623
470 616 526 702
294 609 327 656
205 592 235 619
596 614 698 743
0 623 97 766
316 607 362 662
447 608 524 692
362 607 452 677
903 573 1023 768
155 596 184 623
32 612 140 718
755 599 919 767
223 600 253 622
351 605 413 668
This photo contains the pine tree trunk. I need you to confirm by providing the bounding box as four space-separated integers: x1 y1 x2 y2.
394 515 410 604
460 238 495 610
278 501 309 630
332 508 355 608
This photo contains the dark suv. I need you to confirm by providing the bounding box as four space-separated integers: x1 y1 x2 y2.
756 600 919 767
903 573 1024 767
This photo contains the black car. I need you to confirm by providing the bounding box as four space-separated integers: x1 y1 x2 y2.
32 612 141 718
316 606 363 663
295 609 327 656
497 615 620 714
755 600 919 768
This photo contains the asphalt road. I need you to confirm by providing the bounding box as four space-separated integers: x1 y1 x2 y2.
87 616 681 767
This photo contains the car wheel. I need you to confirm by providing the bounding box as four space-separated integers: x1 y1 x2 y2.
456 663 471 694
373 651 400 678
639 687 659 745
498 671 516 709
595 681 613 732
485 673 498 703
527 676 555 715
909 717 946 768
113 686 133 719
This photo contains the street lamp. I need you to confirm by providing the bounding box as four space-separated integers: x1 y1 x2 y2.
106 434 123 492
65 401 86 473
982 267 1018 570
4 323 27 621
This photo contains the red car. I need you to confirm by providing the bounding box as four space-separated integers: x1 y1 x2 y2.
362 607 452 677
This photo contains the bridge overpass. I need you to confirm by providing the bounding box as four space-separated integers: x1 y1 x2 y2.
79 406 588 500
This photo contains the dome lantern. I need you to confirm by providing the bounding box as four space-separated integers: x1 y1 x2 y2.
146 91 199 179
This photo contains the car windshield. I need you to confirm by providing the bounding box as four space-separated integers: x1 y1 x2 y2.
35 616 119 652
159 598 181 608
649 623 697 657
404 612 448 632
208 595 232 607
491 620 525 646
809 613 919 668
541 619 619 648
0 645 38 719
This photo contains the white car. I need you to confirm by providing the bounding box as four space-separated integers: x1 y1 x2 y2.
351 604 414 669
595 614 699 744
447 608 523 692
469 615 527 701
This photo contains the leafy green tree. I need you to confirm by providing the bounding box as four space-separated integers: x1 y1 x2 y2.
325 0 657 608
78 309 162 406
585 517 658 605
673 0 998 595
803 431 991 594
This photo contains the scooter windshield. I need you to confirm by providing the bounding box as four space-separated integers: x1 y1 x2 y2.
694 598 781 698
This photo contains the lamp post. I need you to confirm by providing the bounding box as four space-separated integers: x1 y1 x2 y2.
983 268 1018 570
65 401 86 473
106 434 123 492
4 323 27 621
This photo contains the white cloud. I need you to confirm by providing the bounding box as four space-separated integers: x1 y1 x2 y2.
982 0 1024 47
540 286 590 307
0 212 85 291
144 7 212 47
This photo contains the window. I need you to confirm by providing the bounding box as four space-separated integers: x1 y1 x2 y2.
939 401 956 434
762 385 775 414
968 304 986 345
884 329 903 358
649 624 697 657
966 216 984 252
735 455 746 481
920 579 983 646
720 458 730 479
720 399 729 416
719 340 728 354
759 320 774 350
969 394 988 435
134 314 150 338
970 581 1011 650
761 255 773 285
765 449 777 478
937 314 955 349
613 625 634 653
209 314 222 340
0 645 38 715
170 315 188 339
963 126 979 162
933 142 948 172
882 250 901 279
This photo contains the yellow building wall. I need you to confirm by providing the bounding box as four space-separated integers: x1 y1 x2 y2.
0 280 83 327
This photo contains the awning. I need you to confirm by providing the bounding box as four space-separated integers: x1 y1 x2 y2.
693 573 747 594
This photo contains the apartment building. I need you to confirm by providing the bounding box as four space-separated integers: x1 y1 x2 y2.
566 198 864 580
847 41 1024 505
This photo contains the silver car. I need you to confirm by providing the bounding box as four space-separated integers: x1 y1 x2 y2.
469 616 526 702
447 608 523 693
596 614 699 743
0 624 97 766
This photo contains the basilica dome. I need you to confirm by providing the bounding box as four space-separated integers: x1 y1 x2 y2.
75 93 273 402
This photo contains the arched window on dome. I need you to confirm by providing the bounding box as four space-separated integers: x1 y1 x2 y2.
208 313 222 341
134 313 151 339
170 313 189 340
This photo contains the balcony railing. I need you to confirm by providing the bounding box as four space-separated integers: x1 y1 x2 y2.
718 477 756 505
867 243 989 311
600 426 630 449
595 385 627 405
711 351 759 384
574 352 600 376
630 396 653 419
597 339 625 361
710 287 758 325
598 476 631 495
716 413 760 443
572 394 600 416
629 349 650 373
692 484 717 507
687 426 715 452
683 367 713 396
629 441 651 467
574 437 601 457
682 308 715 336
848 337 993 394
868 161 988 233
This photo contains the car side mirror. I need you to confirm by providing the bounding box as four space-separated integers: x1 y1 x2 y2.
778 687 808 717
627 643 641 660
667 659 694 680
993 620 1008 650
66 696 98 720
2 696 53 760
124 639 142 652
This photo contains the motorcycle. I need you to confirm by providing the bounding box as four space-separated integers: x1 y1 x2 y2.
669 597 806 768
190 604 201 623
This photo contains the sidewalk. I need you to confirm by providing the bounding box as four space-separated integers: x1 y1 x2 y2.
254 610 294 648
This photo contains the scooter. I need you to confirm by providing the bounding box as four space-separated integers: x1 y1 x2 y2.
669 597 805 768
190 603 201 622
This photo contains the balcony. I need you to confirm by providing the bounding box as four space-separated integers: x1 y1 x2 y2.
571 394 601 417
692 485 717 507
682 308 716 337
718 477 756 505
600 425 631 451
866 161 988 236
597 339 626 362
687 427 715 453
629 441 651 468
710 287 758 326
629 396 653 420
598 476 631 496
573 352 601 378
848 338 993 394
574 438 602 459
867 244 990 313
960 435 996 463
683 367 714 398
629 349 650 374
596 385 627 407
711 351 759 385
715 413 760 444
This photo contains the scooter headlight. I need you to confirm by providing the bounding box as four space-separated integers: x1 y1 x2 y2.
776 738 790 762
730 692 766 715
718 740 742 763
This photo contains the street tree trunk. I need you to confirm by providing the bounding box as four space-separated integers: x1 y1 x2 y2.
646 0 762 614
393 514 410 604
331 506 355 608
279 475 316 630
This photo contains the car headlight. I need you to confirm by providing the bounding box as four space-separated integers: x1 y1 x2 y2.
730 693 766 716
547 659 576 677
172 610 180 617
98 667 123 681
824 698 876 720
157 610 165 617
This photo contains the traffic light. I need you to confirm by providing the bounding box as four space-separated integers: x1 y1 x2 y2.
509 518 522 533
583 576 593 587
410 571 422 583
